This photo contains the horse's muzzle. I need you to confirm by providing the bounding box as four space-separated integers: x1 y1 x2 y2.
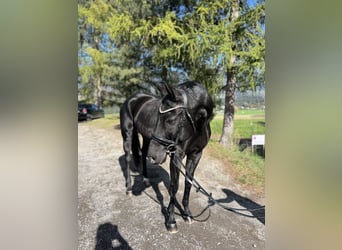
148 138 170 165
147 154 167 165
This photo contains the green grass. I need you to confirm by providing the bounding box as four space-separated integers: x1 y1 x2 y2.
234 119 265 138
207 141 265 192
210 118 265 140
235 109 265 115
82 114 120 130
209 110 265 192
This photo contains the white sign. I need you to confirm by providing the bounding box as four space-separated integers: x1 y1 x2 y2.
252 134 265 146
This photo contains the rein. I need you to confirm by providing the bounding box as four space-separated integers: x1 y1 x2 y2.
150 135 176 154
170 155 266 219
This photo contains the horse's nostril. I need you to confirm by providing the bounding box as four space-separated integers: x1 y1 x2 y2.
148 157 155 164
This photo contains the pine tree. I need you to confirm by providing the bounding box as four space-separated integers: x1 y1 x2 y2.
78 0 113 107
79 0 265 148
219 0 265 148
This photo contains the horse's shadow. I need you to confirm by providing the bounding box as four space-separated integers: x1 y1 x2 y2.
215 188 265 225
95 223 132 250
118 155 175 218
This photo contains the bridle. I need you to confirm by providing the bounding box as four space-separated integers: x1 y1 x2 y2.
151 90 196 155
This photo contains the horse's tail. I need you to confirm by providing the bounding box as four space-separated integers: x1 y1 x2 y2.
132 129 141 167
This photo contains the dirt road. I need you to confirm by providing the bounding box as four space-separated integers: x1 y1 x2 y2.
78 123 265 250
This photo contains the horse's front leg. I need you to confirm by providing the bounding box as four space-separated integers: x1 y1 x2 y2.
182 151 203 223
165 155 181 233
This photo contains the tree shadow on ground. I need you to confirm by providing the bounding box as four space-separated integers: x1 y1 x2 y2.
215 188 265 225
95 223 132 250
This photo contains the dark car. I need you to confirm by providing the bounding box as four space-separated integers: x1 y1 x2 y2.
78 103 105 121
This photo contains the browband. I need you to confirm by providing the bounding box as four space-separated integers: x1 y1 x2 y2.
159 90 188 113
157 90 196 133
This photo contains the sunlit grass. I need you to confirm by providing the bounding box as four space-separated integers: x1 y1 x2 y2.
207 141 265 193
80 114 120 130
209 109 265 192
236 109 265 115
210 118 265 140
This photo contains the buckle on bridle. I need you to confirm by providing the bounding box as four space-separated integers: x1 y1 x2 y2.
166 144 176 155
151 134 177 155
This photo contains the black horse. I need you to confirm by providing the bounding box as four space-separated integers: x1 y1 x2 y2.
120 80 213 233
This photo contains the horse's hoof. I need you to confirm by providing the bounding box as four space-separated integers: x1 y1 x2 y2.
184 216 193 224
126 190 132 197
166 223 178 233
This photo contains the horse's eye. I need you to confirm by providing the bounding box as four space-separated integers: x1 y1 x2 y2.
164 100 173 107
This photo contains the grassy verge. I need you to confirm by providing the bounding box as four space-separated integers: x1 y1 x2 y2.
235 109 265 115
80 114 120 130
206 142 265 194
209 109 265 194
210 118 265 141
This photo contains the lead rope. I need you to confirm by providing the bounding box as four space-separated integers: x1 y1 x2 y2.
169 154 265 219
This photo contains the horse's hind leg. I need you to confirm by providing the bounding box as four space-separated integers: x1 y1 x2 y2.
123 137 133 196
120 113 134 196
141 138 151 187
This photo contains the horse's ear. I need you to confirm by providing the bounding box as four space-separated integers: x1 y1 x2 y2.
164 81 176 101
152 82 167 97
195 108 208 122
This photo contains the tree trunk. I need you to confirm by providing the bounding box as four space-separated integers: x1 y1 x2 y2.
220 0 239 149
94 76 102 108
220 66 236 148
161 65 168 82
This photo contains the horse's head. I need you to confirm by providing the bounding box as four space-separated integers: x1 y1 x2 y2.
147 82 189 164
148 81 213 165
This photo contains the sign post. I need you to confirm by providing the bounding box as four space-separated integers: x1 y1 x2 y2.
251 134 265 153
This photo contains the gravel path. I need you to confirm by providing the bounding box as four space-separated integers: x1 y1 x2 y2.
78 123 265 250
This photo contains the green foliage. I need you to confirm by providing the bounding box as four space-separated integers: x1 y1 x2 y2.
101 45 146 106
78 0 265 113
78 0 149 106
108 13 135 43
79 0 113 34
